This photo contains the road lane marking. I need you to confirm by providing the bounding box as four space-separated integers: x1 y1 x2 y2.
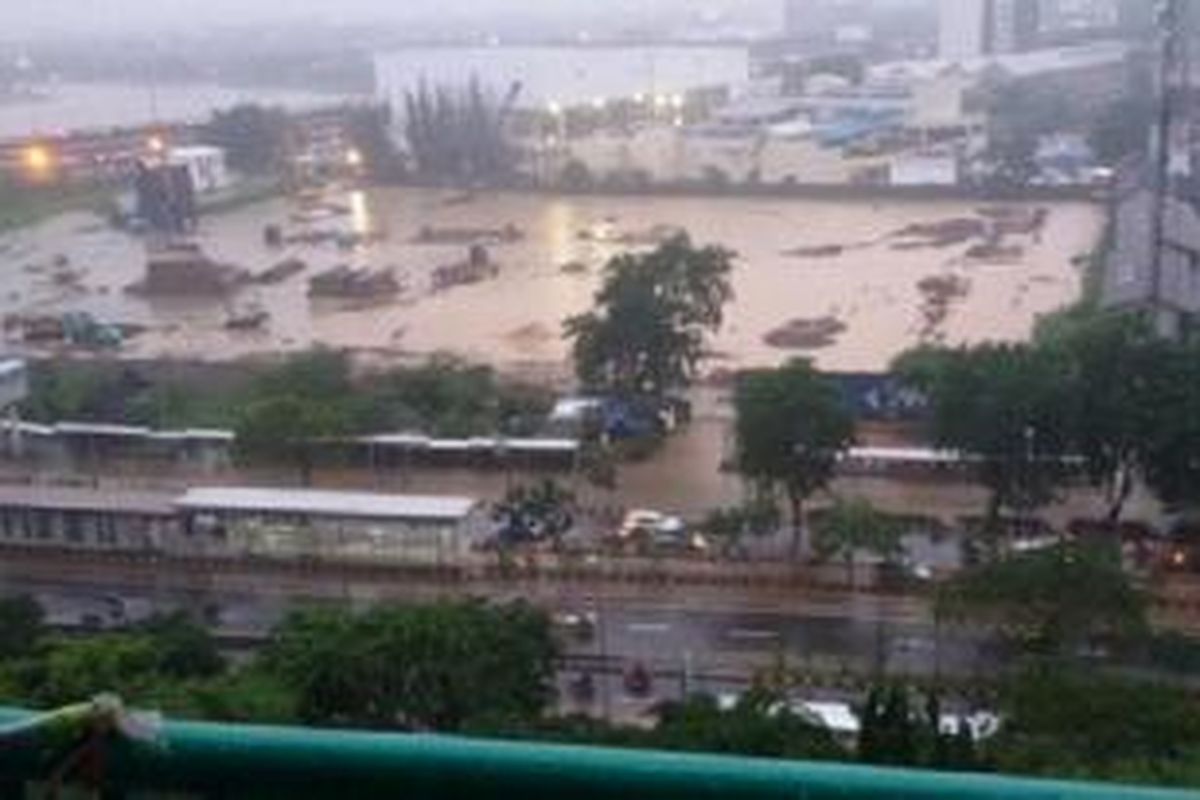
727 628 780 641
627 622 671 634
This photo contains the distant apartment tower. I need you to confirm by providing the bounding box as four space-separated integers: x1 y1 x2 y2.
992 0 1042 53
1117 0 1155 35
939 0 1041 61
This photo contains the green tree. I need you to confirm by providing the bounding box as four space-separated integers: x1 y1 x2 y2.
992 667 1200 785
858 683 977 771
0 596 45 661
235 395 351 485
265 601 558 731
355 357 548 438
346 105 407 183
404 77 516 184
204 103 290 176
1140 338 1200 514
1035 310 1168 522
858 684 918 767
21 634 163 707
140 611 225 681
565 233 734 400
157 668 297 725
936 540 1147 657
700 501 781 559
652 690 845 761
895 343 1073 538
733 359 855 559
560 159 595 191
233 351 358 484
812 497 903 583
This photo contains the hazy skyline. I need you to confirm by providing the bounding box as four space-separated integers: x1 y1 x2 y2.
1 1 786 39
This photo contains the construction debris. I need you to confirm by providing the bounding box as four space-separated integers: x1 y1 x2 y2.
414 224 524 245
917 274 971 341
225 303 271 332
782 244 845 259
3 312 140 349
128 243 248 296
308 266 402 299
891 218 986 249
977 206 1049 236
253 258 307 285
432 245 500 292
764 316 848 350
965 242 1025 263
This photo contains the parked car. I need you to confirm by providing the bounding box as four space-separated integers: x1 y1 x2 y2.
617 510 709 555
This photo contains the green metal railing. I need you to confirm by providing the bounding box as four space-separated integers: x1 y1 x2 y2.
0 704 1196 799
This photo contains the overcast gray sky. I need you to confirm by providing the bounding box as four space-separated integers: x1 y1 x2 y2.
2 1 788 38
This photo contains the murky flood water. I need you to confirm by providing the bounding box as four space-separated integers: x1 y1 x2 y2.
0 186 1103 375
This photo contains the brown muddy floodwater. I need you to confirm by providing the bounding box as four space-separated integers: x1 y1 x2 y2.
0 186 1103 375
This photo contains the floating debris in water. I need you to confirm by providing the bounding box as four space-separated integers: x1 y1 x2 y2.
764 316 848 350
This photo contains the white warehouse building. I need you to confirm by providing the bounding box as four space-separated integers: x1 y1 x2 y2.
375 45 751 112
168 146 230 194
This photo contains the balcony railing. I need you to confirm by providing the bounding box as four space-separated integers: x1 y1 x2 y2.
0 703 1194 799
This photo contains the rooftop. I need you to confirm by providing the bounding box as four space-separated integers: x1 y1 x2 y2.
175 487 480 522
0 485 175 516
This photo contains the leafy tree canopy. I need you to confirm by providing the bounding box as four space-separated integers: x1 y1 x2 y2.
936 540 1147 656
265 601 558 731
733 359 855 556
565 233 734 399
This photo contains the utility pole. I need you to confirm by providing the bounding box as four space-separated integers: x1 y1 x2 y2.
1149 0 1189 335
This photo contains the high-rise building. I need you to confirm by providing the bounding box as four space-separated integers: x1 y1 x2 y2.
991 0 1042 53
1105 0 1200 338
939 0 1041 61
939 0 989 60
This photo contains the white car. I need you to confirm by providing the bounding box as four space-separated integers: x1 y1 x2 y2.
618 510 708 553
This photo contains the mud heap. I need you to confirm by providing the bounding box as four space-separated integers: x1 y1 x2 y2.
129 243 248 296
432 245 500 292
764 316 848 350
308 266 401 299
414 224 524 245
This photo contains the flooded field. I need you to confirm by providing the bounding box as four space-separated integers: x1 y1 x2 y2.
0 187 1103 375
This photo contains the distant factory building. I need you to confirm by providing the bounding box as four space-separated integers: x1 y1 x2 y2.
374 46 750 112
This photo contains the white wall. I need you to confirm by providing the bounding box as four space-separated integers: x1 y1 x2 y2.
890 154 959 186
0 360 26 410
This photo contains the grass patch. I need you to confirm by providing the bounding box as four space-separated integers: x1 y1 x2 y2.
0 180 115 233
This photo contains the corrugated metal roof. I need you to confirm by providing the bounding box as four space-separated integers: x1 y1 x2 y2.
0 485 175 516
176 487 479 521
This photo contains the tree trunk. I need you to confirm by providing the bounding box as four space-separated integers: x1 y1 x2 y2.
1105 464 1134 525
787 487 806 561
983 491 1003 561
299 446 314 488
